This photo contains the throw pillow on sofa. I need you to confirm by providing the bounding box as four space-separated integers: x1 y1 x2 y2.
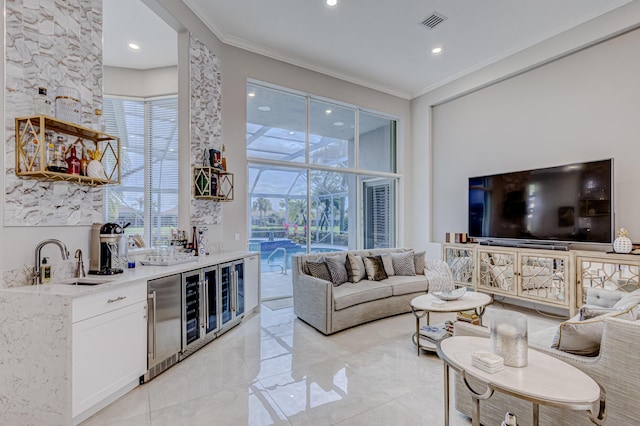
414 251 426 275
364 255 388 281
345 253 366 283
379 253 395 276
306 259 331 282
552 304 637 356
391 251 416 276
325 256 349 286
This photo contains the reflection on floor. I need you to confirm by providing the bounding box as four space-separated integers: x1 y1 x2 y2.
81 301 562 425
261 269 293 301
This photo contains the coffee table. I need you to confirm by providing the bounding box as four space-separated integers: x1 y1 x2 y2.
410 291 492 355
437 336 606 426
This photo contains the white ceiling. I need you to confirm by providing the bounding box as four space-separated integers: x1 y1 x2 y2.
103 0 177 70
104 0 633 99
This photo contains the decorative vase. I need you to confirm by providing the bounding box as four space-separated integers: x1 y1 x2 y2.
87 159 106 179
613 228 632 254
490 310 528 367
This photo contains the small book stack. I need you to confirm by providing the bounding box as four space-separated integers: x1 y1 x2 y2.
457 311 480 325
419 324 451 342
471 350 504 373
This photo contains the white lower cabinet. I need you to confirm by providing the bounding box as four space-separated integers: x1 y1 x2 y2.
72 281 147 421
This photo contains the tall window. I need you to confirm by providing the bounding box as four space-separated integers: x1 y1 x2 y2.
103 96 179 246
247 82 398 255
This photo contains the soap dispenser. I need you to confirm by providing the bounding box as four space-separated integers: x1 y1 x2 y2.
41 257 52 283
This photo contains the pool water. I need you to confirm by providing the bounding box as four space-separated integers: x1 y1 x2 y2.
251 240 345 271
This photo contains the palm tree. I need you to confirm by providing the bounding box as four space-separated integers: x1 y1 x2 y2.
252 197 272 223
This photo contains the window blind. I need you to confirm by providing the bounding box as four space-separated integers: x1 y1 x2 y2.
103 96 178 246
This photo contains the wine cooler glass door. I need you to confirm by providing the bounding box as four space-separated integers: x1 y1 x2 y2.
203 266 219 334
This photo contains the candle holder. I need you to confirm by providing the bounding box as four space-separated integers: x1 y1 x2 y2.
490 310 528 367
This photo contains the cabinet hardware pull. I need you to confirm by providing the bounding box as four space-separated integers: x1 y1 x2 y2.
107 296 127 303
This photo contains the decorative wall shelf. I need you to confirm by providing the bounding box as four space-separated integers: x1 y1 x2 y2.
15 115 120 186
193 166 234 201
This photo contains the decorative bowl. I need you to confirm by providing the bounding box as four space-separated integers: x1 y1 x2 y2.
432 287 467 301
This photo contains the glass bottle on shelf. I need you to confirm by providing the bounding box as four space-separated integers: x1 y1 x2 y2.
46 135 68 173
79 147 89 176
34 87 53 116
66 146 81 175
93 109 105 132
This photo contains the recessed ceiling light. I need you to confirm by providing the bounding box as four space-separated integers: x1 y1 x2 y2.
325 0 338 7
334 121 344 126
258 106 271 111
127 42 140 50
431 46 444 55
325 109 332 114
248 93 256 97
289 131 295 135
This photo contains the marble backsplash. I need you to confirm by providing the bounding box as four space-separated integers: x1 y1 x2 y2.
189 34 223 226
4 0 103 227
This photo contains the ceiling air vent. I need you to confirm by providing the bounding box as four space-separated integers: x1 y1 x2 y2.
420 12 447 30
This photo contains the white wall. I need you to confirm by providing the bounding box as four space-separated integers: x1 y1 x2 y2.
430 27 640 244
410 1 640 247
103 66 178 98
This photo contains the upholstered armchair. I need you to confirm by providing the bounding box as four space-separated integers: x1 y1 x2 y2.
452 290 640 425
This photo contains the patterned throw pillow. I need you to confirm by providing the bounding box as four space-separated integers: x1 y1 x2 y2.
325 256 349 286
414 251 426 275
391 252 416 276
363 255 388 281
306 260 331 282
345 253 366 283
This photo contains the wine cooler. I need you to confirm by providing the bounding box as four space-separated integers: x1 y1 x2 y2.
181 260 245 358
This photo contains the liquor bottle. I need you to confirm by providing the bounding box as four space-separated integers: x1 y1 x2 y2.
79 148 89 176
66 146 81 175
28 138 40 171
221 144 227 171
191 226 199 256
47 135 68 173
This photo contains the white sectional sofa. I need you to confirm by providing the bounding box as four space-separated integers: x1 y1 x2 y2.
292 248 438 335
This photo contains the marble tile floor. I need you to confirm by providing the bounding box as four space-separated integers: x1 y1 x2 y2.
81 302 563 426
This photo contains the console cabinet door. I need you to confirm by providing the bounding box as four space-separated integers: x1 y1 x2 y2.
442 244 474 288
517 250 572 308
576 252 640 306
244 254 260 312
72 300 147 418
476 247 516 295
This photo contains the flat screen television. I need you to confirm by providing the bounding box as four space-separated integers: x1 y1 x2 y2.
468 159 613 245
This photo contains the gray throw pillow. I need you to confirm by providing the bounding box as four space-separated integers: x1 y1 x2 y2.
380 253 395 276
345 253 366 283
306 259 331 282
391 252 416 276
325 256 349 286
363 255 388 281
414 251 426 275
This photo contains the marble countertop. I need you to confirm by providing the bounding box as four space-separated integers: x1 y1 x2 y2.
1 251 258 299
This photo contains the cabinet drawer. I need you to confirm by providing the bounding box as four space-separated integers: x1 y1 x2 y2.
73 280 147 323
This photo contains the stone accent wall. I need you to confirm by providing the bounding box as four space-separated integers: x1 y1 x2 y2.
4 0 103 226
189 34 223 226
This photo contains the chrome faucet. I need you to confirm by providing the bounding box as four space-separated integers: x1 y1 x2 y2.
34 239 69 285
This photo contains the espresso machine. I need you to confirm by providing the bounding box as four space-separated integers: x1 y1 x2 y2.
89 223 124 275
